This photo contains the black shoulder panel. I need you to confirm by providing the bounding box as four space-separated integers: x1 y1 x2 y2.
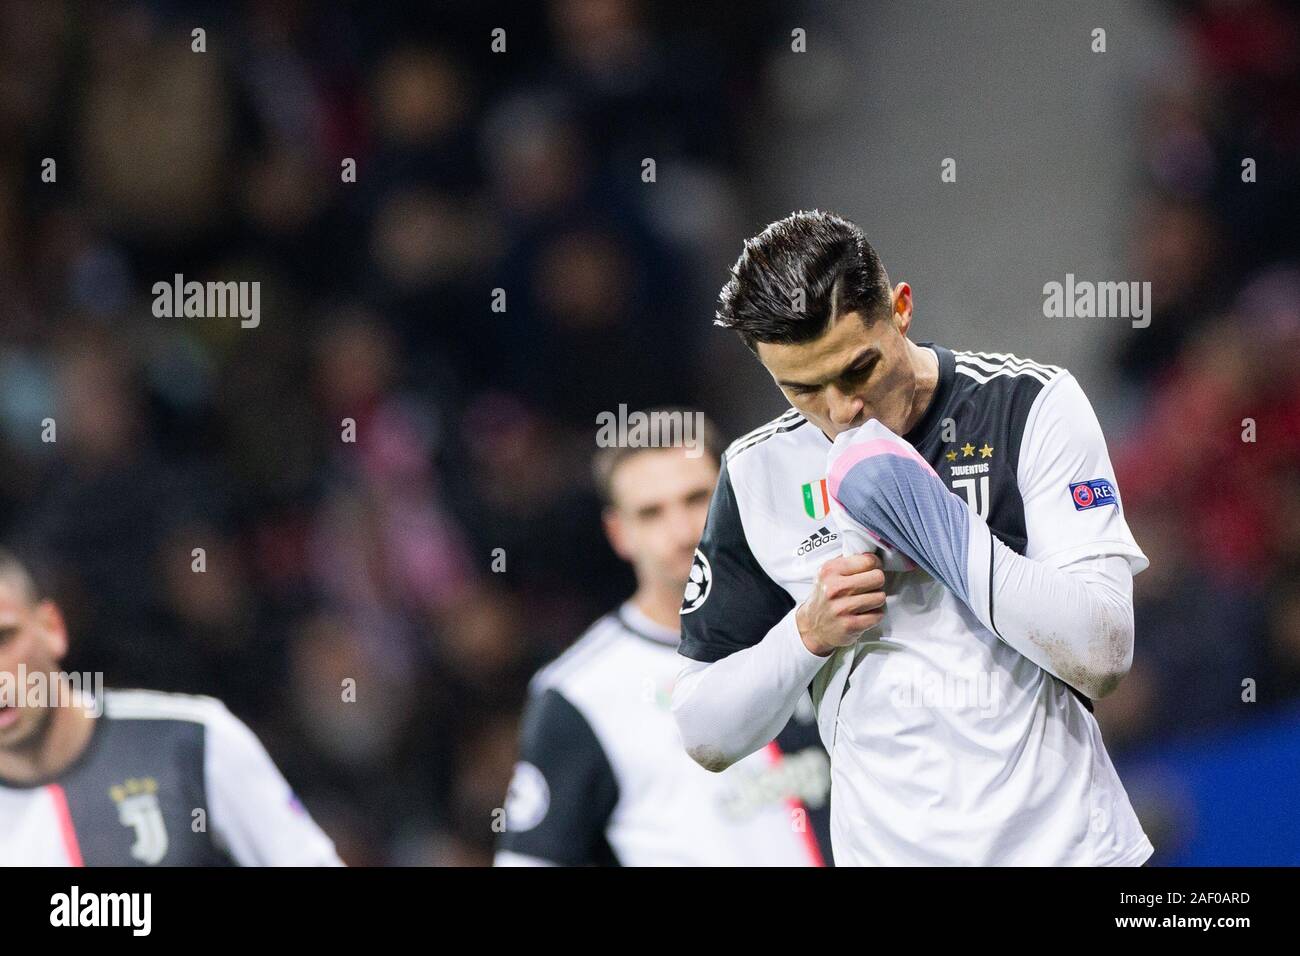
679 456 795 663
496 688 620 865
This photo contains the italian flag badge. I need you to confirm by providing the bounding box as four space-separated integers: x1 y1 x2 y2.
802 479 830 519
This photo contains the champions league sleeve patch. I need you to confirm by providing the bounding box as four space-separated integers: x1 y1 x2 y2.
1069 478 1117 511
680 548 712 614
503 761 550 832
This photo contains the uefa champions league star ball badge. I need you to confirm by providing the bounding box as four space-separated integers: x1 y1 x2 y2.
681 549 712 614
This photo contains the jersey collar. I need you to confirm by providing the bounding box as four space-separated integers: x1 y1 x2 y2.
616 601 680 647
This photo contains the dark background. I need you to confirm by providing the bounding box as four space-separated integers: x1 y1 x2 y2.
0 0 1296 864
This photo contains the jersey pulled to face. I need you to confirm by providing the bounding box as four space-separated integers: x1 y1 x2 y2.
0 690 342 866
679 345 1152 866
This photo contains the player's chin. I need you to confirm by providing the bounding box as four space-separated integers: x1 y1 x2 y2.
0 704 37 746
0 705 22 742
666 554 695 585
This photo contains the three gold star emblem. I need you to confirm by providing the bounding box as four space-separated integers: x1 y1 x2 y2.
947 442 994 462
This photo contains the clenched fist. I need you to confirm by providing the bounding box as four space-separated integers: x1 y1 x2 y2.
796 552 886 657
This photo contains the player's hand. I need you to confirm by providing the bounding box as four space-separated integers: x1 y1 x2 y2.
796 552 886 657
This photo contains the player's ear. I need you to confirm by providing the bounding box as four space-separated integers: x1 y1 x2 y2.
602 507 634 562
891 282 913 333
34 600 68 660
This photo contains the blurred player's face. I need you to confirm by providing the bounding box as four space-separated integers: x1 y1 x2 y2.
757 283 922 438
604 449 719 593
0 580 68 751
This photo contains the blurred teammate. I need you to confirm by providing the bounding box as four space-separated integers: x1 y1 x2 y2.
672 211 1152 865
495 411 831 866
0 549 342 865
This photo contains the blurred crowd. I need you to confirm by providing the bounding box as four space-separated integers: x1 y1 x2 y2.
0 0 1295 866
1098 0 1300 756
0 0 779 864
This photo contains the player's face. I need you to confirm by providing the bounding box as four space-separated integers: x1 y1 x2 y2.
756 283 918 438
605 449 719 591
0 582 68 751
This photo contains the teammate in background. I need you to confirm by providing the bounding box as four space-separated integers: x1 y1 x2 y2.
0 549 343 865
495 411 831 866
672 211 1152 866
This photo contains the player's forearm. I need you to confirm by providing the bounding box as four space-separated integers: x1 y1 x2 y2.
851 482 1134 699
983 541 1135 700
829 423 1134 700
672 608 827 772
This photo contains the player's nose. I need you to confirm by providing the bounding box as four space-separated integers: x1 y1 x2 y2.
826 385 863 428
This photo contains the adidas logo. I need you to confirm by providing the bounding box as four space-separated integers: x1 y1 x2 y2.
795 526 839 557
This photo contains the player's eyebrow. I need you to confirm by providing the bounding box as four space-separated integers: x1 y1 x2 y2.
778 347 879 390
633 484 711 518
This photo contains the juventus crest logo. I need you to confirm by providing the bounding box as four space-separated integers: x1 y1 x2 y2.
110 778 169 865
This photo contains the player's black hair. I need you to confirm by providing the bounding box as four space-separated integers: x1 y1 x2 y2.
715 210 892 352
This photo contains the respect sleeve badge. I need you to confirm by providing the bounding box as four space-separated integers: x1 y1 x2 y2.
1069 478 1118 511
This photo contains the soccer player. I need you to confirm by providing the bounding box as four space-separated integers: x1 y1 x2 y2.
494 412 831 866
671 211 1152 866
0 549 343 865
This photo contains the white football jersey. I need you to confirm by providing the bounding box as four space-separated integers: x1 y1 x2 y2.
0 689 342 866
495 602 832 866
679 345 1153 865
